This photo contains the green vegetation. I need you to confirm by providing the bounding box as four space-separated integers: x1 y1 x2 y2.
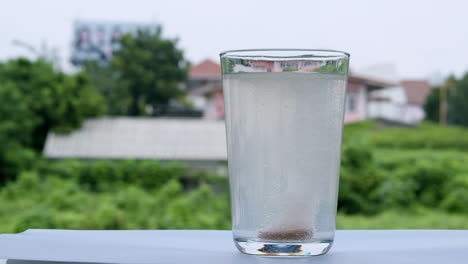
339 121 468 216
1 120 468 233
344 121 468 150
0 166 230 233
112 28 189 116
0 58 104 182
1 41 467 233
83 28 189 116
424 73 468 126
83 62 130 115
337 210 468 229
282 67 298 72
0 29 190 181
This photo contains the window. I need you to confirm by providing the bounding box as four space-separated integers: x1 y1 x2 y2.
346 92 358 113
280 62 298 68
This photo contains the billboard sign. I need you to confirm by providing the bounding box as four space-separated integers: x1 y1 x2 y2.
71 20 157 66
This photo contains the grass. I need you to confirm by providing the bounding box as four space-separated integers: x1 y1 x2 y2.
343 121 468 151
337 209 468 229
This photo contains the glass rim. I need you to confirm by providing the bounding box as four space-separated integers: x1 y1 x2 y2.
219 49 350 59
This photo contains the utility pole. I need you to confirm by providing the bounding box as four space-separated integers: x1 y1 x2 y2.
439 82 447 125
439 79 455 126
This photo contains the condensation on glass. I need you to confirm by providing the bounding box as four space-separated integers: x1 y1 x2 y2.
220 49 350 256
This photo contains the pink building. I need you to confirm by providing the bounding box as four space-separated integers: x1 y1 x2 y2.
188 60 393 122
345 74 396 123
188 60 224 119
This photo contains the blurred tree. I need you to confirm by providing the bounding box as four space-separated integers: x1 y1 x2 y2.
424 87 441 123
424 74 468 127
0 82 37 181
449 74 468 126
83 62 130 115
112 28 189 116
0 58 105 181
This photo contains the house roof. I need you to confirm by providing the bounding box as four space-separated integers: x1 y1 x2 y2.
400 80 431 105
189 59 221 79
44 118 227 160
189 83 222 96
189 60 394 88
349 72 397 89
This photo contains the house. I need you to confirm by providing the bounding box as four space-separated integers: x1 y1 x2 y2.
368 86 422 124
400 80 432 107
188 59 394 123
345 73 396 123
367 80 431 124
187 60 224 119
188 59 222 90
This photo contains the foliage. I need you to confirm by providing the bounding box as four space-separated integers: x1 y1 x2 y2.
344 121 468 151
0 59 106 137
2 118 468 232
339 121 468 215
336 209 468 229
338 138 384 214
313 63 348 74
376 150 468 213
0 81 37 181
82 62 130 115
112 28 189 116
0 170 230 233
39 160 193 192
424 73 468 126
424 86 441 123
0 58 105 182
339 142 468 215
449 74 468 126
1 148 468 233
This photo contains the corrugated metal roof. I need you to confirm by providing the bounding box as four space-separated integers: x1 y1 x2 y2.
44 118 227 160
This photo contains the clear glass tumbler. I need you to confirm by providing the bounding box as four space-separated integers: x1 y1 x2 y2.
220 49 350 256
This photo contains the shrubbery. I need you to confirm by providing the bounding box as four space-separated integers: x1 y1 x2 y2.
1 121 468 233
0 166 231 233
344 121 468 150
39 160 188 192
0 58 105 182
338 139 468 215
371 122 468 150
1 138 468 233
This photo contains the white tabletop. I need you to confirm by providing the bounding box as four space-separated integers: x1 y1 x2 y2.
1 230 467 264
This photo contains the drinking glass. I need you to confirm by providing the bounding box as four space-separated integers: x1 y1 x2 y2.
220 49 350 256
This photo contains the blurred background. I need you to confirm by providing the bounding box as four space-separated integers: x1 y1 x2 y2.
1 0 468 233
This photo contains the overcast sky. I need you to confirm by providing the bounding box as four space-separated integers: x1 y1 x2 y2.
2 0 467 80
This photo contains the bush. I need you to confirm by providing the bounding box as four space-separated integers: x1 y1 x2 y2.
337 209 468 229
372 122 468 150
375 149 468 211
1 148 468 232
0 167 231 233
39 160 217 192
343 121 468 151
0 58 105 182
2 120 468 232
338 138 384 214
440 174 468 213
338 134 468 215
